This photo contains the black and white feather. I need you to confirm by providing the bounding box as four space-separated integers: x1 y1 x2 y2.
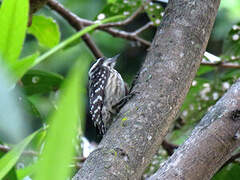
88 55 127 134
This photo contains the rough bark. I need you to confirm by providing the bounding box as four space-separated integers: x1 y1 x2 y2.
148 79 240 180
73 0 220 179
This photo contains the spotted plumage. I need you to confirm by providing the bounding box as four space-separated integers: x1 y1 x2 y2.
88 55 127 134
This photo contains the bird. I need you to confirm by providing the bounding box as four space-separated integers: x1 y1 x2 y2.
88 54 128 134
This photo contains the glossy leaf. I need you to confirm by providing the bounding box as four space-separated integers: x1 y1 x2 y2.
35 59 89 180
21 70 64 95
0 130 39 179
0 0 29 64
28 15 61 48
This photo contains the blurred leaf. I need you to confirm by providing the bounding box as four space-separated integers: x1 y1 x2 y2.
145 2 164 26
30 129 47 152
223 22 240 57
0 63 32 143
0 0 28 64
21 70 64 96
212 164 240 180
197 65 215 76
107 0 117 3
3 169 18 180
28 15 61 48
33 15 125 67
10 53 39 82
35 59 89 180
0 151 18 180
97 0 142 19
0 130 39 179
17 163 37 179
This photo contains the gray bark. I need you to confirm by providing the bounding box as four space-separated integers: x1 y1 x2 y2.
73 0 220 179
148 79 240 180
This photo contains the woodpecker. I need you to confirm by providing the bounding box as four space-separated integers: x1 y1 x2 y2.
88 55 128 134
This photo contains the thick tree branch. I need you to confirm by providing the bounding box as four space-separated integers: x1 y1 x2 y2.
47 0 103 58
73 0 220 179
148 78 240 180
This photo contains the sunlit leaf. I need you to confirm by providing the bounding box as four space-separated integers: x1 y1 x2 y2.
107 0 117 3
16 163 37 179
10 53 39 82
0 130 39 179
0 0 29 64
35 59 89 180
28 15 61 48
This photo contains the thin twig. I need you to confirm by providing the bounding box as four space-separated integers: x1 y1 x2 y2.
0 144 39 156
132 22 154 35
47 0 153 48
47 0 103 58
0 144 86 162
99 6 144 28
103 28 152 47
201 62 240 69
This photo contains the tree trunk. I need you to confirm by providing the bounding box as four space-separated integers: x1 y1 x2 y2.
73 0 221 179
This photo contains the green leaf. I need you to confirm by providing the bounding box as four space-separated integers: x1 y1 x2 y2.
0 130 39 179
17 163 37 179
145 2 164 26
0 151 18 180
35 58 89 180
21 69 64 95
107 0 117 3
98 0 142 19
212 164 240 180
0 0 29 64
28 15 61 48
33 14 125 67
10 53 39 81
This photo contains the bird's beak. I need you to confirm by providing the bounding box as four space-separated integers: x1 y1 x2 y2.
110 54 120 62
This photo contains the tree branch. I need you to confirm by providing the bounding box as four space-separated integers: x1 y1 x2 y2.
148 78 240 180
222 151 240 168
47 0 236 70
73 0 220 179
201 62 240 69
47 0 103 58
47 0 153 48
99 6 144 28
0 144 38 156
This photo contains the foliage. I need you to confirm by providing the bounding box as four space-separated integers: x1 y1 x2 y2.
0 0 239 179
